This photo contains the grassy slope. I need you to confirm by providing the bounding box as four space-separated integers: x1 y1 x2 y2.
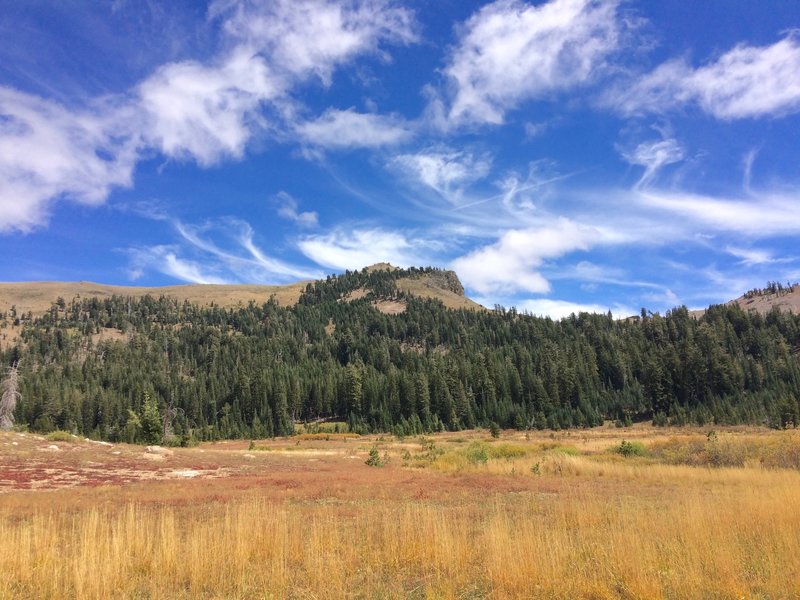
0 280 309 316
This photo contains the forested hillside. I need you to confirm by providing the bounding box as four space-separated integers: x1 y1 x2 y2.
3 267 800 443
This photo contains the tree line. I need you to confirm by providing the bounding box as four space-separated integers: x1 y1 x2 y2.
2 267 800 443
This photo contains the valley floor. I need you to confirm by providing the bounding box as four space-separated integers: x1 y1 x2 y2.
1 425 800 599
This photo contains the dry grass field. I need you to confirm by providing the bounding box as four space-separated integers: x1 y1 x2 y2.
2 425 800 599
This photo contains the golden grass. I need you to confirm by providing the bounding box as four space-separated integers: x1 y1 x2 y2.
0 281 310 317
2 475 799 599
396 276 485 311
2 427 800 598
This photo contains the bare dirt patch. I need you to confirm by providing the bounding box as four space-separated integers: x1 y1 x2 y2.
0 434 236 493
373 299 406 314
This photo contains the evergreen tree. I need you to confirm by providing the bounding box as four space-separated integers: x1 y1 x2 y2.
140 392 161 444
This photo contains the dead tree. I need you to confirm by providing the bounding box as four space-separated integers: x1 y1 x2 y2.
0 361 20 431
161 400 181 444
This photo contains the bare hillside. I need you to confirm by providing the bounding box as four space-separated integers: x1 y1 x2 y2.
729 285 800 315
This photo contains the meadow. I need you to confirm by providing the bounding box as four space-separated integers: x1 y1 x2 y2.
2 424 800 599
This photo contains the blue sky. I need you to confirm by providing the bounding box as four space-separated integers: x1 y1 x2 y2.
2 0 800 318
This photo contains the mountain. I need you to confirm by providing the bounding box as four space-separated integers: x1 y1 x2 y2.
0 264 483 318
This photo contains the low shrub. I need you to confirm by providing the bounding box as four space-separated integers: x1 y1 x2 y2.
464 442 488 464
615 440 647 458
46 430 74 442
487 443 528 460
365 446 388 467
547 444 580 456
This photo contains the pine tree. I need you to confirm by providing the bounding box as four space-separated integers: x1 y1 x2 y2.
345 362 363 416
140 392 162 444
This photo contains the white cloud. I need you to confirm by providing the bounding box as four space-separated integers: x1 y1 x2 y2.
392 148 492 204
128 245 230 284
452 218 604 295
296 108 413 150
640 288 680 307
275 191 318 228
524 121 550 138
0 0 418 232
128 217 321 284
214 0 417 85
621 137 684 188
174 219 320 281
637 190 800 236
610 33 800 119
0 88 138 232
442 0 621 126
492 161 569 213
137 49 280 166
298 228 429 270
724 245 787 266
742 148 758 194
555 260 665 291
515 298 635 319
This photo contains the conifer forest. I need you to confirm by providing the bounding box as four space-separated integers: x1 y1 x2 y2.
5 267 800 443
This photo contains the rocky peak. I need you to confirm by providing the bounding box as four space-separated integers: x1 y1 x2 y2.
424 269 465 296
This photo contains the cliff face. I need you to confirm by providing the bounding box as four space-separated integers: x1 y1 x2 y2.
423 270 465 296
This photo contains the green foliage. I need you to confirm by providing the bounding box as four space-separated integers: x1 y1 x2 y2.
140 392 162 445
549 445 580 456
123 410 141 444
45 430 73 442
7 269 800 442
616 440 648 457
652 411 668 427
365 445 388 467
464 442 489 464
487 443 527 460
404 437 445 467
488 422 501 438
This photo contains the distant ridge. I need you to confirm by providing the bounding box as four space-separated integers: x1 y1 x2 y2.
728 282 800 315
0 265 483 317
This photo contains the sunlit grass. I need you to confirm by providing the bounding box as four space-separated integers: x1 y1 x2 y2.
2 426 800 598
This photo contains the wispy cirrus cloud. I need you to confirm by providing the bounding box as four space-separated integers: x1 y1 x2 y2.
128 245 231 284
724 245 796 267
391 147 492 205
274 191 319 228
296 108 414 150
127 216 321 284
620 137 685 189
636 189 800 236
608 33 800 119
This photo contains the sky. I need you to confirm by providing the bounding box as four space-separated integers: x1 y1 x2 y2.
1 0 800 319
